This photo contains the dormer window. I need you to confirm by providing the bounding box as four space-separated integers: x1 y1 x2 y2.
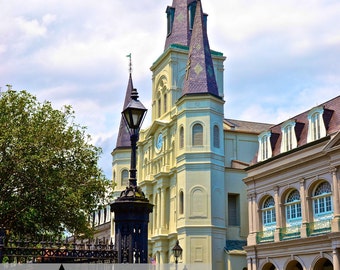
307 107 327 143
188 2 197 30
280 120 297 152
258 131 272 162
166 7 175 36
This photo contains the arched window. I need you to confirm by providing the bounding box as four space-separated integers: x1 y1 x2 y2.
121 169 129 187
313 182 333 219
179 191 184 215
213 125 220 148
262 196 276 227
179 126 184 149
285 190 302 222
192 123 203 146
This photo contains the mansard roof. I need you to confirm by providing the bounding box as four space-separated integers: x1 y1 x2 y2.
182 0 219 96
268 95 340 157
164 0 196 50
115 74 133 149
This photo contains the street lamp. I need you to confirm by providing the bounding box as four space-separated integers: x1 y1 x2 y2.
172 240 183 265
112 86 152 263
121 88 147 188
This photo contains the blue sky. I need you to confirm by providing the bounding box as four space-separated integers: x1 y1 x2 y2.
1 0 340 178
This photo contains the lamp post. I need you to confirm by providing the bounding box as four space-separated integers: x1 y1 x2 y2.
111 87 153 264
121 87 147 188
172 240 183 267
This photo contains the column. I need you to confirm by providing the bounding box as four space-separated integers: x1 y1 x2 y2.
299 178 308 237
153 194 157 234
247 194 257 245
333 248 340 270
331 167 340 231
274 186 281 242
161 187 166 232
157 189 161 232
248 194 254 233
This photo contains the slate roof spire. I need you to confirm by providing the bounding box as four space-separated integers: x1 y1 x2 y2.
182 0 219 96
115 55 134 149
164 0 196 51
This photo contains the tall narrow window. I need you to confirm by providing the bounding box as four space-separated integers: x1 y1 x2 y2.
262 196 276 227
121 169 129 187
179 126 184 149
213 125 220 148
285 190 302 223
179 191 184 215
188 2 197 30
228 194 240 226
164 93 167 114
166 7 175 35
192 123 203 146
313 182 333 219
158 98 161 118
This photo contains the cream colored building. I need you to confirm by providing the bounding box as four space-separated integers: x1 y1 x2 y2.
112 0 271 269
244 96 340 270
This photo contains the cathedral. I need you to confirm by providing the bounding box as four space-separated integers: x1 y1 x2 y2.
111 0 271 269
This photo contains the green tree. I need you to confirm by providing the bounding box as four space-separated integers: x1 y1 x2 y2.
0 90 112 238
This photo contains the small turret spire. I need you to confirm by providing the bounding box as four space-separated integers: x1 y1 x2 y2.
115 55 135 149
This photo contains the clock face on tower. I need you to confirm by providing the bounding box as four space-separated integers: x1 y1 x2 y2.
156 133 163 151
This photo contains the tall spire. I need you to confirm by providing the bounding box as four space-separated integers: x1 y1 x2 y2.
164 0 196 51
115 54 134 149
182 0 219 96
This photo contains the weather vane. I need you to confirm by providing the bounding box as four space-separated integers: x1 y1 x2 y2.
126 53 132 75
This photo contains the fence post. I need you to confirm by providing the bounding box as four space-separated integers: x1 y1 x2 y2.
0 227 5 263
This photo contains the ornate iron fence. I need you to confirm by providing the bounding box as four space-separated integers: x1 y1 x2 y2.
0 228 118 263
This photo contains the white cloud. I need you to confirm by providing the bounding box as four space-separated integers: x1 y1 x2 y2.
1 0 340 178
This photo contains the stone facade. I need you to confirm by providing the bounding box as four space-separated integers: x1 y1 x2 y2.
244 96 340 270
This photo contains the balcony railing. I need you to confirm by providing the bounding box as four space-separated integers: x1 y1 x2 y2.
256 229 275 243
279 225 301 241
307 219 332 236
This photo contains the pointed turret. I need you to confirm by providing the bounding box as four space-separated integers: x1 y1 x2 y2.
182 0 219 96
164 0 196 51
115 70 134 149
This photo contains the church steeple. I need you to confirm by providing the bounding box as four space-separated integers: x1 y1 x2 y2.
182 0 219 96
164 0 197 51
115 55 134 149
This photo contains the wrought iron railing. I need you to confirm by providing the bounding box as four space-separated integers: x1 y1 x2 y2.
306 219 332 236
0 229 118 263
256 229 275 244
279 225 301 241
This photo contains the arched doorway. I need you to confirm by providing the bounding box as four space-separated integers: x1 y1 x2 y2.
286 260 303 270
314 258 333 270
262 263 276 270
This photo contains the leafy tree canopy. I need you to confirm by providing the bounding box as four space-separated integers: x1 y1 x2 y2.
0 90 112 238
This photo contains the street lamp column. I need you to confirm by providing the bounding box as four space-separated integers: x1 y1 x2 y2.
121 87 147 188
111 87 153 264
